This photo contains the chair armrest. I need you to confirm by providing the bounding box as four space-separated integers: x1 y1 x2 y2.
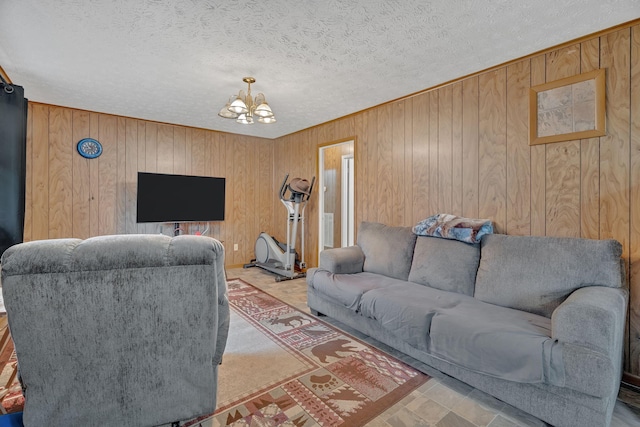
212 246 230 365
318 246 365 274
213 293 230 365
549 286 628 397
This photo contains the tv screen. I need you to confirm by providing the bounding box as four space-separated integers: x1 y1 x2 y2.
136 172 225 223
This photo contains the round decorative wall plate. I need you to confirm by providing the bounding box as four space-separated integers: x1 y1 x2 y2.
77 138 103 159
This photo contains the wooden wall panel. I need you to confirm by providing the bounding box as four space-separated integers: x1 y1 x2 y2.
227 135 240 265
271 137 286 241
124 119 138 234
306 130 319 265
580 38 601 240
599 30 630 257
403 98 414 227
438 85 453 213
173 127 186 175
392 100 406 226
530 55 546 236
461 77 479 219
250 135 259 253
258 141 274 239
157 124 174 174
209 133 222 243
71 111 91 239
451 82 463 216
48 107 73 239
116 118 127 234
428 92 439 216
377 103 393 225
506 61 531 235
98 115 118 236
366 110 379 223
88 114 100 236
411 92 429 223
144 122 158 173
236 138 250 266
215 133 228 249
354 113 367 227
135 121 147 234
545 45 581 238
184 128 192 175
31 105 49 240
630 24 640 372
478 69 507 233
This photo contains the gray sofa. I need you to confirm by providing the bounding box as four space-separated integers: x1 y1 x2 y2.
1 234 230 427
307 221 628 427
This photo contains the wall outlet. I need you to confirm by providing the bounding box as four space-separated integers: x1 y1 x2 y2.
233 243 238 251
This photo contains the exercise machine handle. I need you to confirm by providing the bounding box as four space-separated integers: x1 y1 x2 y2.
304 176 316 202
279 174 289 201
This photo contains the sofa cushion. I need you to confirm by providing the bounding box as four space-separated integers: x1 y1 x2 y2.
357 222 416 281
358 282 469 351
408 236 480 296
308 271 407 311
429 298 561 384
474 234 623 318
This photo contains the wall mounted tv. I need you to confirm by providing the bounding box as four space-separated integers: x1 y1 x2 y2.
136 172 225 223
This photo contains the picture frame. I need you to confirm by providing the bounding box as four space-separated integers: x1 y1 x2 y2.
529 69 605 145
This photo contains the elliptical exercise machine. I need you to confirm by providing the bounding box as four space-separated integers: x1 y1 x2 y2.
244 174 315 281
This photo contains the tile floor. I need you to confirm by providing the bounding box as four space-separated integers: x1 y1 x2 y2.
227 267 640 427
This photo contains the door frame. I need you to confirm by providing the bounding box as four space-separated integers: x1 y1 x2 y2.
317 138 356 262
341 153 355 247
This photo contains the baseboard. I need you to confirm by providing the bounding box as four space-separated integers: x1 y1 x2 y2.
226 263 247 269
622 373 640 391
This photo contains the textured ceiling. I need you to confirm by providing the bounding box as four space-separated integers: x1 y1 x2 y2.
0 1 638 139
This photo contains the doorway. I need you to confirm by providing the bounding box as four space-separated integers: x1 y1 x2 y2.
318 140 355 255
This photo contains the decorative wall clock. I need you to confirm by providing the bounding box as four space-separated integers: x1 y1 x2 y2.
77 138 103 159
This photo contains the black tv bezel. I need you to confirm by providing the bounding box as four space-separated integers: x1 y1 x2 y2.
136 172 225 223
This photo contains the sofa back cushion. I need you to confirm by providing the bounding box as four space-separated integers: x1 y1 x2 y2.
408 236 480 296
357 222 416 281
474 234 623 318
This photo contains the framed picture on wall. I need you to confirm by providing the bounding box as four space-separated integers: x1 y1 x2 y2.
529 69 606 145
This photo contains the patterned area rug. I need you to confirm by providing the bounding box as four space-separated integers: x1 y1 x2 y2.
187 278 430 427
0 317 23 414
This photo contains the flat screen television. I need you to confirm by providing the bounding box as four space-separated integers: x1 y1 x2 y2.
136 172 225 223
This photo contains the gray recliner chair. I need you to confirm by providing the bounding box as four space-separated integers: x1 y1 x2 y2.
0 234 230 427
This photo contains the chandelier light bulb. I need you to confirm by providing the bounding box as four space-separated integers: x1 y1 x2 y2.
218 96 239 119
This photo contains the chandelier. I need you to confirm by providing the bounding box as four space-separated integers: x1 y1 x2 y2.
218 77 276 124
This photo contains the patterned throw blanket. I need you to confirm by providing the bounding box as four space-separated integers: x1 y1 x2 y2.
413 213 493 244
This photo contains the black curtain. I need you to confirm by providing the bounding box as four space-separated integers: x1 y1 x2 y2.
0 82 27 258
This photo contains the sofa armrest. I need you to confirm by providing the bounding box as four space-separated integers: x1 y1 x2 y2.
552 286 627 355
318 246 365 274
550 286 628 397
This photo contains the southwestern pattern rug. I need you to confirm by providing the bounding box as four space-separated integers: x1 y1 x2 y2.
0 316 23 414
187 278 430 427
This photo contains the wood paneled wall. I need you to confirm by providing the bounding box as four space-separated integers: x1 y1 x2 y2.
23 104 274 266
274 24 640 375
